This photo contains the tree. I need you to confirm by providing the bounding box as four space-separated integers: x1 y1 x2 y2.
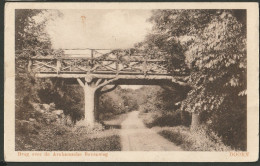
15 9 62 52
15 10 62 120
142 9 246 149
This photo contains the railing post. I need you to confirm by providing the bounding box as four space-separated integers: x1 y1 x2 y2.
28 58 32 72
143 58 147 76
91 49 94 68
116 55 119 75
56 59 61 74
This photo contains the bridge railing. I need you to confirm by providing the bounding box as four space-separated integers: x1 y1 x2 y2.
16 48 189 77
27 57 170 76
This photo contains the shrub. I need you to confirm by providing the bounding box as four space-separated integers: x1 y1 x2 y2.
139 109 191 128
159 126 231 151
138 111 157 128
15 120 39 135
151 111 190 127
16 121 121 151
73 122 105 135
98 91 125 120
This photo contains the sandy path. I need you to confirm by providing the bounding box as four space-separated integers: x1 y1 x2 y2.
120 111 182 151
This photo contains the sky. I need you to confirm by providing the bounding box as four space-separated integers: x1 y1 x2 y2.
44 9 151 89
46 9 153 50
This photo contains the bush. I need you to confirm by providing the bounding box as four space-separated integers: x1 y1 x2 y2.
209 95 247 150
139 109 191 128
138 111 157 128
16 120 39 135
98 89 126 120
159 126 231 151
73 122 105 135
16 121 121 151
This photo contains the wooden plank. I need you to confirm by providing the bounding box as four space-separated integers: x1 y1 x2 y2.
35 73 174 80
36 71 169 75
30 57 166 62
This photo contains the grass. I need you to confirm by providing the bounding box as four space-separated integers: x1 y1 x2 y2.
157 126 231 151
139 110 231 151
15 114 127 151
16 132 120 151
139 110 188 128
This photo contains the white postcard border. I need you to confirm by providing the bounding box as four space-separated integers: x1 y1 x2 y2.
4 2 259 162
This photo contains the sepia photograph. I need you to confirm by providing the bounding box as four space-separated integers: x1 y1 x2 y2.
4 2 259 162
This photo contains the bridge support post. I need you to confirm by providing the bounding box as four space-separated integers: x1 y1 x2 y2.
77 76 119 128
84 83 96 128
77 77 96 128
94 91 100 121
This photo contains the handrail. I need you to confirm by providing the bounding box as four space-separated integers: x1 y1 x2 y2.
15 48 113 51
18 56 166 62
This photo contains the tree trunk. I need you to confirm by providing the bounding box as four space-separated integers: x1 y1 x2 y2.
76 77 118 128
84 84 96 127
190 112 200 131
94 91 100 121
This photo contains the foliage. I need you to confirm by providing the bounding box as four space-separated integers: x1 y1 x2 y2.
15 94 123 151
15 10 86 124
137 85 191 128
179 10 246 114
15 10 63 121
142 9 247 150
136 85 189 113
15 9 62 51
139 110 191 128
101 112 128 129
98 92 125 119
98 86 138 120
146 9 246 113
158 126 231 151
119 88 139 111
37 79 85 123
16 122 121 151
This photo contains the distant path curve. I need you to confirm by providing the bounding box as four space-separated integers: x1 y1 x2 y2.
120 111 182 151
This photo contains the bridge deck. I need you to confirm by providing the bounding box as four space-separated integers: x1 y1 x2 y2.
17 48 189 85
35 72 173 79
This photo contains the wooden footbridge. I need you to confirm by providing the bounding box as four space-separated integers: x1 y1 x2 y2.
17 48 189 127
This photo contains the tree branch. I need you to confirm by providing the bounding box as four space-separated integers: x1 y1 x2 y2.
96 77 119 90
100 84 118 94
95 78 103 86
77 78 85 88
161 85 175 91
172 78 189 86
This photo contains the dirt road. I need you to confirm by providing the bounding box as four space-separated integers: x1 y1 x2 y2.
120 111 182 151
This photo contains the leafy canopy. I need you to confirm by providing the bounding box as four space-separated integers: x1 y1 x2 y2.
143 9 247 150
